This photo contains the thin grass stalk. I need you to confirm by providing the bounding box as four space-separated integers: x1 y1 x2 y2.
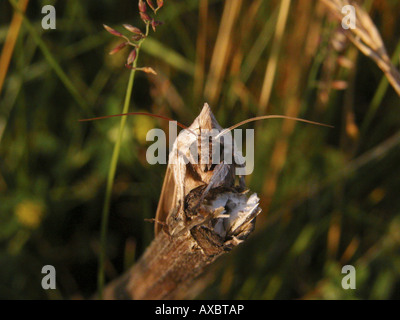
319 0 400 97
259 1 313 215
227 1 277 108
258 0 291 115
0 0 29 96
97 68 136 299
241 7 278 84
204 0 242 106
193 0 208 104
361 40 400 135
98 21 150 300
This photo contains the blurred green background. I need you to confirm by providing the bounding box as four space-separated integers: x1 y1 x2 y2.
1 0 400 299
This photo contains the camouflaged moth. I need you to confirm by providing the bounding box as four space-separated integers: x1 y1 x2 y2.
80 103 331 241
154 103 250 237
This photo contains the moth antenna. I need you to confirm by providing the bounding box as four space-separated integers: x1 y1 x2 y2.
79 112 197 136
215 115 334 139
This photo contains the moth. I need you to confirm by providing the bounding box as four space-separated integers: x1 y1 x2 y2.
153 103 332 238
80 103 332 239
154 103 247 237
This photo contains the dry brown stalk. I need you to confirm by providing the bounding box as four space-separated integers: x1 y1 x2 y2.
193 0 208 104
204 0 242 105
0 0 29 96
258 0 291 115
259 0 315 216
103 186 261 300
320 0 400 97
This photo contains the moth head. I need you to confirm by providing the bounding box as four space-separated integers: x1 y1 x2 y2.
197 103 222 133
188 103 231 175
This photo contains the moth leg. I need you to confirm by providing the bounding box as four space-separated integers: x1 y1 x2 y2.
166 202 183 236
196 163 229 207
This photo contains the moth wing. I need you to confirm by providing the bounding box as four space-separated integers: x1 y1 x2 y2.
154 165 177 235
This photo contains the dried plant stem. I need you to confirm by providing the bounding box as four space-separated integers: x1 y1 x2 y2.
319 0 400 97
102 230 225 300
98 22 149 300
258 0 291 115
204 0 242 105
193 0 208 104
347 36 400 97
0 0 29 96
361 39 400 135
259 1 314 216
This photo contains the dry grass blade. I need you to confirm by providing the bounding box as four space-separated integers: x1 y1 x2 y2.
0 0 29 96
320 0 400 96
204 0 242 105
193 0 208 103
258 0 291 115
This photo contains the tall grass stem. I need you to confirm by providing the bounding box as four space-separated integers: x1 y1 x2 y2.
97 22 149 299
